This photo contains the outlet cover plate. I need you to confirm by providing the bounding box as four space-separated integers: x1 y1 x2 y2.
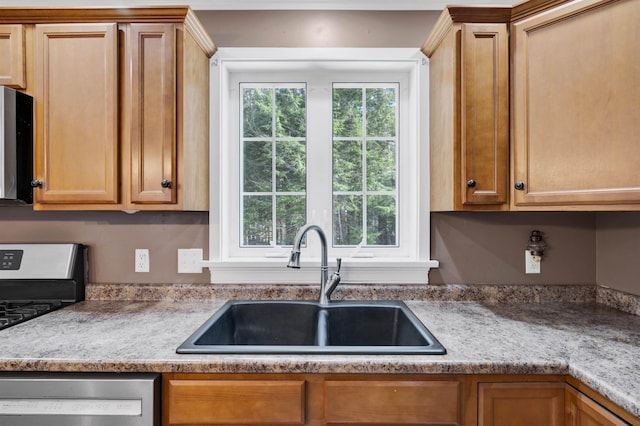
525 250 541 274
135 249 150 273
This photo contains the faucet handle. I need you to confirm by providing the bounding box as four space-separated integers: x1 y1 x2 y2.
335 258 342 273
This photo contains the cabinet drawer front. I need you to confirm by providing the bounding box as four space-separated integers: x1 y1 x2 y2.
324 380 461 425
166 379 306 425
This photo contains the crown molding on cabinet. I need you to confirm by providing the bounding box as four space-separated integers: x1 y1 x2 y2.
0 0 519 11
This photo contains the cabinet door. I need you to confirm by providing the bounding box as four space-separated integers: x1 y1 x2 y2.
126 23 176 205
34 23 119 204
427 18 509 211
461 23 509 206
478 382 565 426
512 0 640 207
0 24 26 89
566 386 627 426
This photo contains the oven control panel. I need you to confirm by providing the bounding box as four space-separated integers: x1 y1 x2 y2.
0 250 23 271
0 244 79 279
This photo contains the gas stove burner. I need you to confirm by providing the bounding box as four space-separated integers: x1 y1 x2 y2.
0 301 64 330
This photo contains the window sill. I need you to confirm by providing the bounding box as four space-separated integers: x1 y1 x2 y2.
206 258 439 284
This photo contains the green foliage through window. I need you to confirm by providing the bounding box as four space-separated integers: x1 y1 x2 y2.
241 85 307 246
332 85 398 247
241 83 398 248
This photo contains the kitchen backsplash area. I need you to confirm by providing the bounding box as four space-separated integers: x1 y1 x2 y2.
1 205 639 297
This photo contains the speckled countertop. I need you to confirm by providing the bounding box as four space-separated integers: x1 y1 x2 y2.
0 294 638 419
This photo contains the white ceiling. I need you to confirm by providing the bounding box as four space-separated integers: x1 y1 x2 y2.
0 0 519 11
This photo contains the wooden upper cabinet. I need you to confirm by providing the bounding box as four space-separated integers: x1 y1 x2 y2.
21 7 216 211
34 23 119 205
422 8 510 211
126 23 177 205
0 24 26 88
511 0 640 209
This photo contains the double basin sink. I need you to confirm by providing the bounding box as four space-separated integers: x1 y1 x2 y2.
177 300 446 355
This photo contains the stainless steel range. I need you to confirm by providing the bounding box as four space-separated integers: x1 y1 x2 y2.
0 243 85 329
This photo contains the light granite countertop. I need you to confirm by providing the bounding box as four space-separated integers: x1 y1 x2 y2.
0 298 638 419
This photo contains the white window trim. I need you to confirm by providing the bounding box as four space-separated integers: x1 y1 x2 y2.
208 48 439 284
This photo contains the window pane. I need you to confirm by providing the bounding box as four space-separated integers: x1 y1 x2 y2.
276 141 306 192
332 84 398 248
367 195 396 246
243 195 272 246
241 84 307 248
276 195 306 245
333 140 362 192
367 140 396 192
243 141 272 192
366 88 396 137
243 88 272 138
333 88 362 138
333 195 363 246
276 88 306 138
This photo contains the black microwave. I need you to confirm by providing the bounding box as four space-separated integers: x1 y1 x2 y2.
0 86 33 204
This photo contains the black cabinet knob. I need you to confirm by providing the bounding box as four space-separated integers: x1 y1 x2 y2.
514 181 525 191
467 179 477 188
161 179 172 188
30 179 43 188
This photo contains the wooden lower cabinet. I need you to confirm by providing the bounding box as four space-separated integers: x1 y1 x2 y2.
162 374 637 426
165 377 306 425
565 384 629 426
324 380 463 425
478 382 566 426
162 374 471 426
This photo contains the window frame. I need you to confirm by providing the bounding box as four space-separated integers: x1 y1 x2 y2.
208 48 438 284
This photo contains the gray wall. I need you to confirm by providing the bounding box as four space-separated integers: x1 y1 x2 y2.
430 212 596 285
195 11 440 48
1 10 638 295
0 206 209 284
596 212 640 295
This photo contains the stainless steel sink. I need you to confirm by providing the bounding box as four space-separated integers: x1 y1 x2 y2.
176 300 446 354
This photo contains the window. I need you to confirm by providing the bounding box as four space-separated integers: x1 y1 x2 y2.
209 48 438 284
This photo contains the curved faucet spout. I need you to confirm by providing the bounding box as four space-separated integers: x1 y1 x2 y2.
287 224 333 304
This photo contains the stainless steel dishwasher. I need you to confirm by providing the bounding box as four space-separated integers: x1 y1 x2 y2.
0 373 159 425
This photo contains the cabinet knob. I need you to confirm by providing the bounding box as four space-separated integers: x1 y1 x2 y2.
161 179 172 188
467 179 477 188
30 179 43 188
514 181 525 191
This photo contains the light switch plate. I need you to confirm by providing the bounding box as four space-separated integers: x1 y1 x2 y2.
178 249 203 274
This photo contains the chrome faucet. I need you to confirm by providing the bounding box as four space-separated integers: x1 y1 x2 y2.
287 224 342 304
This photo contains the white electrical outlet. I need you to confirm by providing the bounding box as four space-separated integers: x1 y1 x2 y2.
525 250 541 274
135 249 150 273
178 249 204 274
